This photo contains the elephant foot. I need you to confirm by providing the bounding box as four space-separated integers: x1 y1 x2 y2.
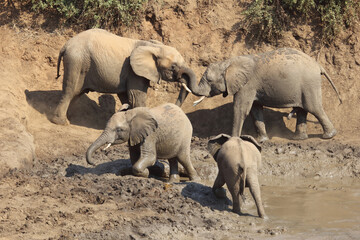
169 174 180 183
50 115 69 125
259 213 269 220
258 135 269 143
213 187 226 199
293 132 308 140
322 129 337 139
132 167 149 178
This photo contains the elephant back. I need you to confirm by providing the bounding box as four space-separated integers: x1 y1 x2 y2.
240 135 261 152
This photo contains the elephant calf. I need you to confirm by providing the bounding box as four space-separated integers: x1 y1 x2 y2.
86 103 199 183
208 134 267 219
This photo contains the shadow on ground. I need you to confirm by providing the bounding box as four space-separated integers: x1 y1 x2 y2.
25 89 116 129
187 102 321 140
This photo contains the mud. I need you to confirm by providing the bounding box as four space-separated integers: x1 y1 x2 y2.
1 138 359 240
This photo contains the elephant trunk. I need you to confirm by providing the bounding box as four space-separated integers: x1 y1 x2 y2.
86 131 111 166
178 67 211 97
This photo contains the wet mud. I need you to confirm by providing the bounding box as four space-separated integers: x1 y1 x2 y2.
1 138 359 239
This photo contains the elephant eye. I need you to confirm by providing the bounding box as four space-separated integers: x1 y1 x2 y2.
116 127 123 133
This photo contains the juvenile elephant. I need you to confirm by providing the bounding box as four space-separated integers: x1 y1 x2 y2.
178 48 342 141
52 28 190 125
86 103 199 183
208 133 267 219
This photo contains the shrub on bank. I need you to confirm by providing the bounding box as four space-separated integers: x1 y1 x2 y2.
243 0 360 44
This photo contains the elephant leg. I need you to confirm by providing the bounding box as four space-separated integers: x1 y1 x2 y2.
247 168 267 219
168 158 180 183
132 144 156 178
127 75 149 108
212 171 226 199
232 91 256 137
308 106 336 139
227 180 241 214
51 70 85 125
250 103 269 142
129 145 140 165
175 87 189 107
294 107 308 140
177 150 199 182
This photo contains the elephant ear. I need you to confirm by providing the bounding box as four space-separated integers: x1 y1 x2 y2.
130 45 161 83
224 56 254 96
127 108 158 146
240 135 261 152
207 134 231 160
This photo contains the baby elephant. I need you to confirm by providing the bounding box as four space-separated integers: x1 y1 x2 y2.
208 134 267 219
86 103 199 183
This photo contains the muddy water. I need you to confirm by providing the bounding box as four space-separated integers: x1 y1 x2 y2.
256 177 360 239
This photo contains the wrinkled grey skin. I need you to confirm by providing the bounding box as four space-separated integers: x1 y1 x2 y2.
52 28 190 125
86 103 199 183
208 134 267 219
179 48 342 141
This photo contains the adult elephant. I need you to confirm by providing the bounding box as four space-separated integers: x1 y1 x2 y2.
177 48 342 141
51 28 190 125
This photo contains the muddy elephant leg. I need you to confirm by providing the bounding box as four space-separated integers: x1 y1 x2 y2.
293 107 308 140
247 168 267 219
177 150 199 182
232 91 256 137
127 75 149 108
212 171 226 199
250 103 269 142
309 106 336 139
168 158 180 183
51 69 85 125
227 180 242 214
132 143 156 178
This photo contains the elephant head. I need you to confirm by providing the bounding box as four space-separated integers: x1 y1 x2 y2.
86 106 158 166
207 133 231 160
178 56 255 104
130 44 186 84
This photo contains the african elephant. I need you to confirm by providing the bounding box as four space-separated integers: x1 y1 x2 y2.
51 28 190 125
86 103 199 183
178 48 342 141
208 133 267 219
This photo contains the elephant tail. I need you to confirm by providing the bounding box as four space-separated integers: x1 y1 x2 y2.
240 167 247 201
56 45 66 79
320 66 342 104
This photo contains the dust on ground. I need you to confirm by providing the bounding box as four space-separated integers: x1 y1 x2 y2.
1 0 360 239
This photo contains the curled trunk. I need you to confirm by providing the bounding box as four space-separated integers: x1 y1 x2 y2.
178 67 211 96
86 132 110 166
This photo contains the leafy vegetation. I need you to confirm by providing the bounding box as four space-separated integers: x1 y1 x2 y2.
29 0 148 28
243 0 360 44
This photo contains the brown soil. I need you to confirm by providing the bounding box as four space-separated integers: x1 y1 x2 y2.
0 1 359 239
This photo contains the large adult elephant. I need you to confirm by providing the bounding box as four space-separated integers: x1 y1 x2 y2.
177 48 342 141
51 28 190 125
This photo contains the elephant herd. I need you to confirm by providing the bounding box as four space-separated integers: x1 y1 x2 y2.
52 29 342 219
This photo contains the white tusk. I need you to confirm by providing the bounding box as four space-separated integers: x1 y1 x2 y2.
193 96 205 106
103 143 111 151
181 83 192 93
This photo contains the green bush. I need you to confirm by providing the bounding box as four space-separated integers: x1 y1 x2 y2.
243 0 360 44
30 0 148 28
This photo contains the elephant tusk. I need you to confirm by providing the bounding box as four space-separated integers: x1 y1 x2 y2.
193 96 205 106
181 83 192 93
103 143 111 151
